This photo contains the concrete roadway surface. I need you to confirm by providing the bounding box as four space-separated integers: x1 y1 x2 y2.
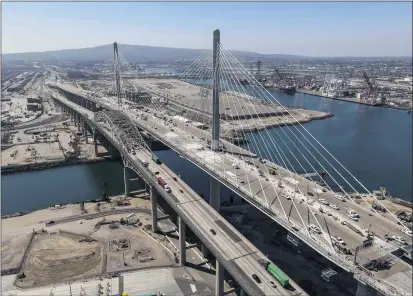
52 95 307 296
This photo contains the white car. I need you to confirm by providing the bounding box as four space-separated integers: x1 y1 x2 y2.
164 185 171 193
332 235 346 245
330 204 340 210
392 236 407 245
319 199 329 205
346 209 360 218
334 194 344 201
348 213 358 221
307 199 314 205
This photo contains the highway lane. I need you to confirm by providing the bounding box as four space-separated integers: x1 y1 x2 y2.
128 146 306 296
51 94 307 296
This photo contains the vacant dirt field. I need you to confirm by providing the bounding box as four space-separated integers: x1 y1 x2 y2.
15 232 103 288
1 232 34 273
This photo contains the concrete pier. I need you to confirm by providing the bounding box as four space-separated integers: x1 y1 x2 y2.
150 186 158 232
210 177 221 211
215 261 224 296
201 244 209 258
356 282 382 296
93 132 98 157
179 216 186 266
123 167 130 197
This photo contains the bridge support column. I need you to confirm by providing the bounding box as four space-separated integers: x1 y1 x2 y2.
201 244 209 258
124 167 130 197
210 178 221 211
81 119 85 136
215 261 224 296
83 121 88 143
150 186 158 232
240 289 245 296
356 282 380 296
77 114 81 132
93 132 98 157
118 274 124 296
178 216 186 266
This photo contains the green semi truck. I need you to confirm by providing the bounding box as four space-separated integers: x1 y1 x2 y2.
151 153 162 164
259 260 290 288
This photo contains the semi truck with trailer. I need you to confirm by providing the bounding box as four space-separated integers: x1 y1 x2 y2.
258 260 290 288
157 177 171 193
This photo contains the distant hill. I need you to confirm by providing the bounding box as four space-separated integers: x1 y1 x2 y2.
2 44 302 62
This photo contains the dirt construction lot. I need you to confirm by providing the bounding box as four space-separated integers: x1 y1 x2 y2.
15 232 103 288
1 233 34 273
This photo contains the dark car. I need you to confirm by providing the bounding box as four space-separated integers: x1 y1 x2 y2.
210 229 217 235
269 281 277 288
308 192 314 196
173 177 178 181
252 274 261 283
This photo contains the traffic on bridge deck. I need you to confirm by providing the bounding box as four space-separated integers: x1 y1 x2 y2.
47 30 412 296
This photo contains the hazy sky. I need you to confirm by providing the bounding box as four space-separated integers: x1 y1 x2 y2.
2 2 412 56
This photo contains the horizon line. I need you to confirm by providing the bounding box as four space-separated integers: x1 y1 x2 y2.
2 43 412 59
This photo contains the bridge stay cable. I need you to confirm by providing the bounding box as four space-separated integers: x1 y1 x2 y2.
219 46 340 249
218 50 292 220
218 50 274 210
219 45 406 229
218 45 335 248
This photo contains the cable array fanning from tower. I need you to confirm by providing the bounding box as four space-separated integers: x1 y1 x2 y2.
110 38 411 255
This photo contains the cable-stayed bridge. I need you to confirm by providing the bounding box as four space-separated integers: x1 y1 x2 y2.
49 30 412 296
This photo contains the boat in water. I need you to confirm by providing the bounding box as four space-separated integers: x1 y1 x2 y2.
278 86 296 95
